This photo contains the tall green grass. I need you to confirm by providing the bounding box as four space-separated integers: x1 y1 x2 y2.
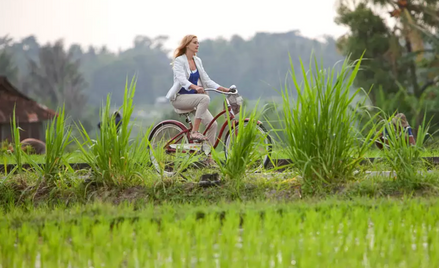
8 108 25 175
274 54 380 193
379 112 431 188
26 105 73 183
212 99 270 189
75 77 153 186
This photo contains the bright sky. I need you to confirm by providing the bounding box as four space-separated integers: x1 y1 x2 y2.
0 0 350 52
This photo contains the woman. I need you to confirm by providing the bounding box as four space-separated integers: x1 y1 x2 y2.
166 34 230 144
375 113 415 149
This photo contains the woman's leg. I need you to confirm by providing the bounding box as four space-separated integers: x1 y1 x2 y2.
201 110 219 167
200 110 218 146
171 94 211 139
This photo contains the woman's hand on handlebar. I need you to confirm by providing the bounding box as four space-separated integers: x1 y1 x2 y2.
219 85 237 93
195 85 237 94
217 86 231 92
194 86 205 94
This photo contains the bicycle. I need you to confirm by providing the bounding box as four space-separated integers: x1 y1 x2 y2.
148 86 273 176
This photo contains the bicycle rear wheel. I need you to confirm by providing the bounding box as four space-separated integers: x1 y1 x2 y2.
148 121 190 176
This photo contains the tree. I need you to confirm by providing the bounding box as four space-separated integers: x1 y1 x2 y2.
370 0 439 97
26 39 88 120
0 35 18 84
335 0 439 127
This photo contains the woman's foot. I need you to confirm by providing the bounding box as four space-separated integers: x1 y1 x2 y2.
190 131 208 142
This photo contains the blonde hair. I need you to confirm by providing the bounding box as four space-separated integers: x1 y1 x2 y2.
173 35 197 59
391 113 409 128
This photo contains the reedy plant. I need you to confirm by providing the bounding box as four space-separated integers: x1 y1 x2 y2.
169 147 203 179
212 99 270 196
0 108 23 183
9 107 25 175
26 105 74 183
75 77 153 186
379 112 432 189
274 53 381 193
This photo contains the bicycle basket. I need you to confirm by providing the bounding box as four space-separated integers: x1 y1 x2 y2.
226 94 243 114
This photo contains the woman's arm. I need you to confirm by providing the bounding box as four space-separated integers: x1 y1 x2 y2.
173 57 192 90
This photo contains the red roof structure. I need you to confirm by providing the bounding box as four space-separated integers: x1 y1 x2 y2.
0 76 56 141
0 76 56 123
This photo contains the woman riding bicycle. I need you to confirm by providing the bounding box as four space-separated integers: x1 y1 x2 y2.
166 34 231 144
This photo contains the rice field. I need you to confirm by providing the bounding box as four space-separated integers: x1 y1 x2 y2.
1 199 439 267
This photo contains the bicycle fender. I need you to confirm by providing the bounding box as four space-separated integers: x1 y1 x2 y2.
156 120 187 129
148 120 189 140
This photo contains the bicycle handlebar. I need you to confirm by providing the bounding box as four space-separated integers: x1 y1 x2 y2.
204 85 238 95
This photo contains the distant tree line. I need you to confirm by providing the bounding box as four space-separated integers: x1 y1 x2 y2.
0 31 343 108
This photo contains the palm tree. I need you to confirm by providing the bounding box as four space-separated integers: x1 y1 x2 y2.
26 39 88 120
0 35 18 83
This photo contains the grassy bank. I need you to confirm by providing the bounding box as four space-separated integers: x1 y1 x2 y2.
2 168 439 208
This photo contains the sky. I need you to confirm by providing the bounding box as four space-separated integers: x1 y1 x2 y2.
0 0 350 52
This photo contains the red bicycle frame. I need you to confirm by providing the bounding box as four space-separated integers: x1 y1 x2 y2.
160 106 234 152
155 101 263 154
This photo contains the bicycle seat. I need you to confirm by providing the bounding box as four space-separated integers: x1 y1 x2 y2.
173 107 196 115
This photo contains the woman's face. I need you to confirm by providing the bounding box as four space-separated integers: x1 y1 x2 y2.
186 38 199 53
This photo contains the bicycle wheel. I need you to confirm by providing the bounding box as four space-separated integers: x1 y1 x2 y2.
224 121 272 170
148 121 190 176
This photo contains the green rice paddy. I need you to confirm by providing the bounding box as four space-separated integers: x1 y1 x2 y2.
1 199 438 267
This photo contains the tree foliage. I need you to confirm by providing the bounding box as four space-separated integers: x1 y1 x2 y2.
0 35 18 84
25 40 88 120
335 0 439 128
0 31 344 106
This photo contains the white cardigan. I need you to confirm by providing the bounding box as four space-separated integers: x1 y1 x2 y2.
165 54 221 100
